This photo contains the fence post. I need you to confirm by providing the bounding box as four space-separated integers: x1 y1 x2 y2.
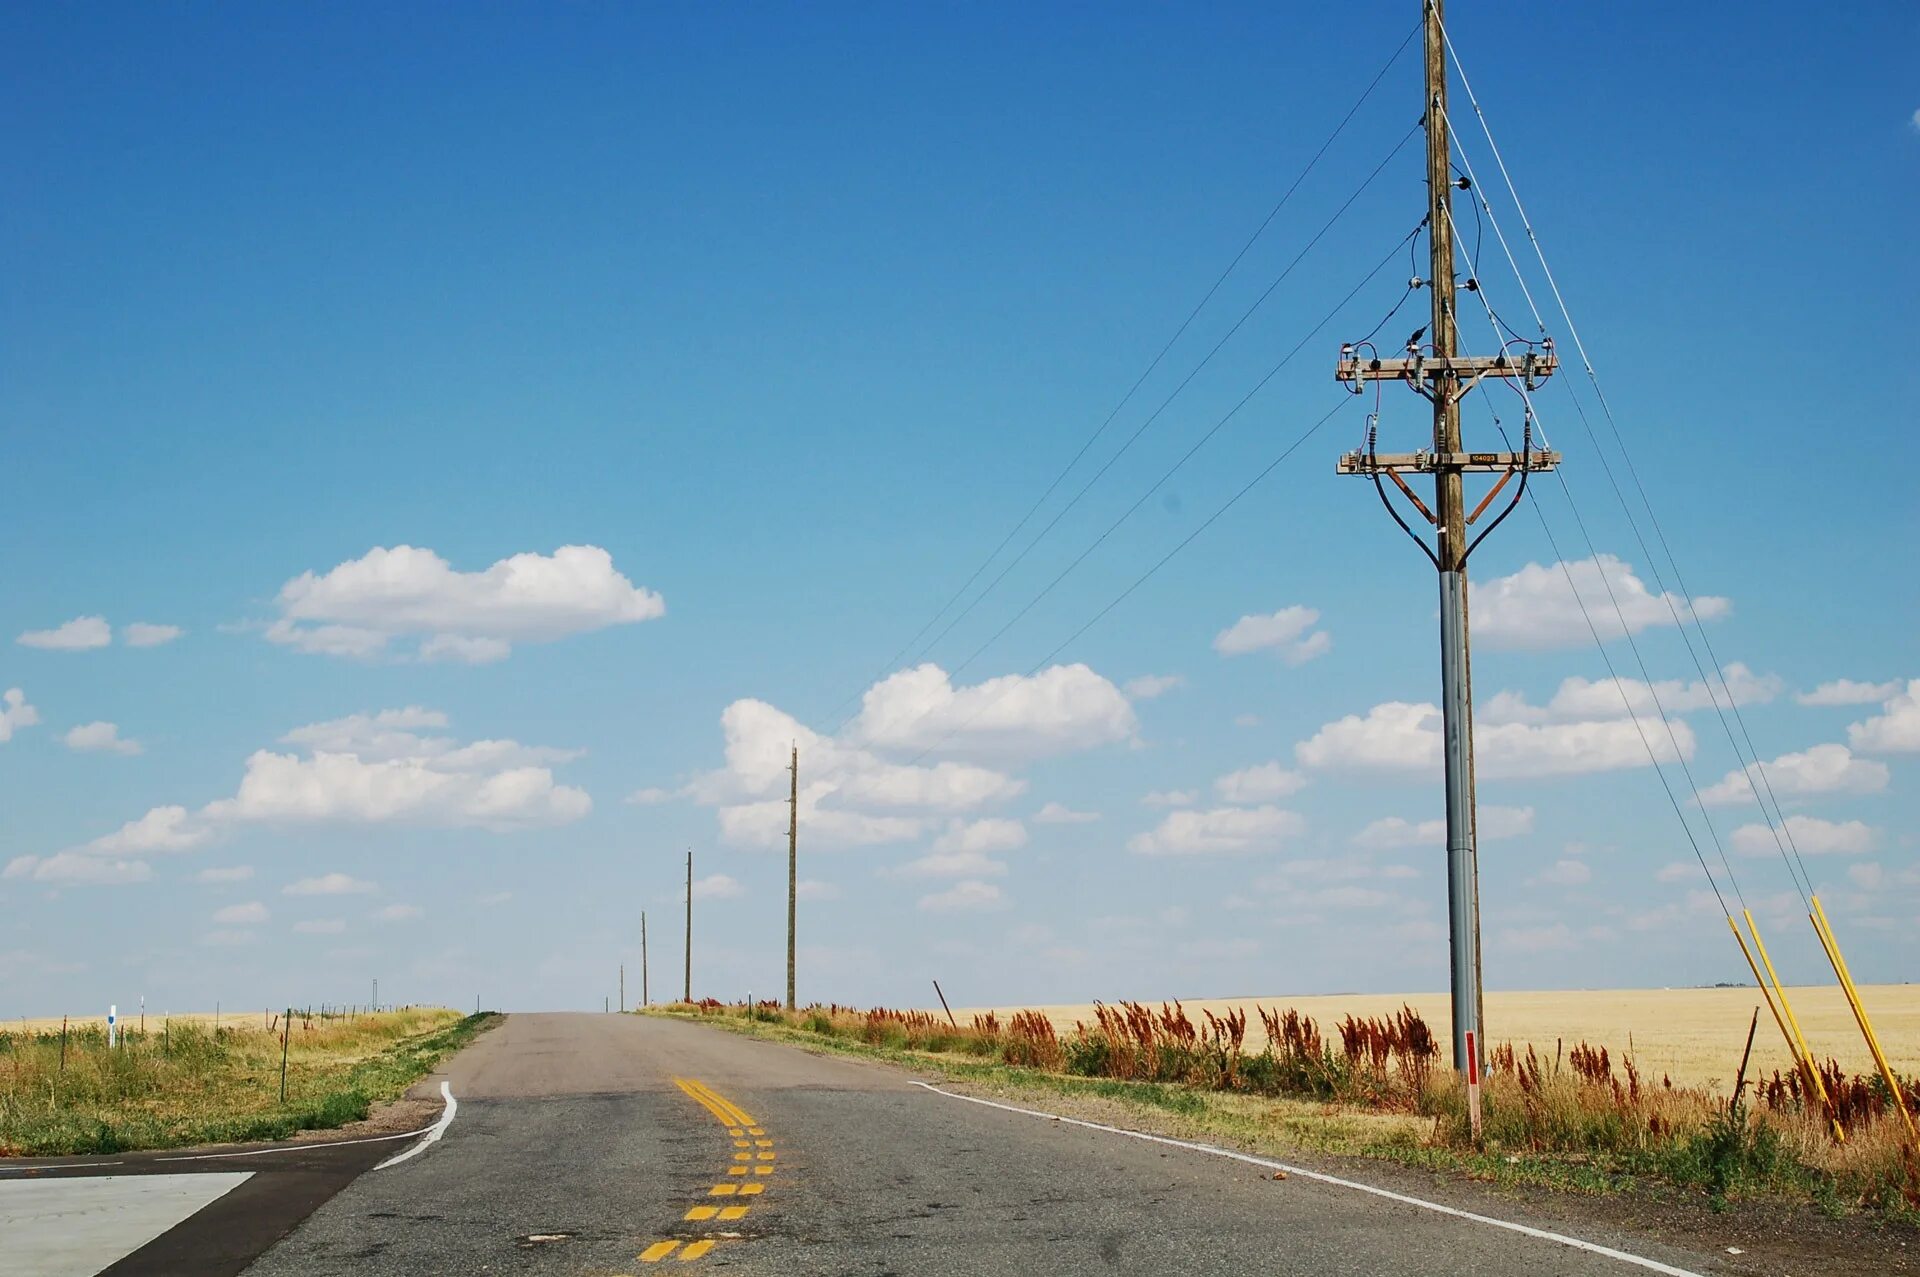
279 1007 292 1103
60 1016 68 1072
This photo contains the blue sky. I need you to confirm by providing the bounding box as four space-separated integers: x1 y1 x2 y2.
3 2 1915 1018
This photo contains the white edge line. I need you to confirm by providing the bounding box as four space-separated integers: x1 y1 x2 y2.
153 1125 435 1163
371 1081 457 1171
911 1081 1705 1277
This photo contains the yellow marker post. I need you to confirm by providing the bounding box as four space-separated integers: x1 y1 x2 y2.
1743 910 1844 1142
1811 896 1916 1139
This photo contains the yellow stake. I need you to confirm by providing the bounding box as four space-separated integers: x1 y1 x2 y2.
1810 896 1916 1139
1743 910 1844 1143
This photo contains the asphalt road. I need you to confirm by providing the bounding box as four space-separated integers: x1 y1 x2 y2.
213 1011 1726 1276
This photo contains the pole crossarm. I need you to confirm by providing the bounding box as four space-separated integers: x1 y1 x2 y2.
1337 348 1557 401
1338 449 1560 474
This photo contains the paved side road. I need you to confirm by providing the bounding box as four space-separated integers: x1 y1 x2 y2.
237 1012 1727 1276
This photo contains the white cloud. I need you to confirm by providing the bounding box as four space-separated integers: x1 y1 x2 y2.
18 616 112 651
1234 713 1260 728
196 865 253 884
373 903 424 922
1123 674 1185 700
477 890 513 906
1141 789 1197 808
1731 815 1875 857
626 786 676 805
1654 862 1696 884
1212 606 1330 664
1296 700 1694 779
1349 809 1538 850
123 623 183 648
1911 107 1920 132
285 873 376 896
63 721 142 755
293 919 346 935
1470 555 1729 651
1847 862 1883 891
86 806 207 855
897 818 1028 878
1529 859 1592 887
1 688 41 742
1481 806 1537 839
1129 804 1306 855
795 879 841 901
1847 679 1920 753
1498 924 1579 954
1213 761 1307 803
268 544 664 662
3 851 152 885
201 929 256 947
849 663 1135 761
1486 664 1780 725
1034 801 1098 825
1798 678 1902 707
1698 743 1889 807
690 874 742 901
213 901 268 925
917 879 1004 912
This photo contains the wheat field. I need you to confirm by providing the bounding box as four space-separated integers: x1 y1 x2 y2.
957 986 1920 1089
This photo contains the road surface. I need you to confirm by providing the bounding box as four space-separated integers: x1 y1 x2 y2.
7 1012 1796 1274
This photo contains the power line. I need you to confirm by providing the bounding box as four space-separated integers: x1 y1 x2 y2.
820 28 1421 729
892 121 1422 695
944 222 1425 683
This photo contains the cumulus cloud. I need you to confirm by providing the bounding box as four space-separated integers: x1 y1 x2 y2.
293 919 346 935
795 879 841 901
1353 805 1532 849
1034 801 1098 824
1470 555 1728 650
1212 761 1307 803
689 874 742 901
63 721 142 755
1141 789 1197 808
267 544 664 663
18 616 112 651
1483 665 1780 725
896 818 1028 878
626 786 676 806
285 873 376 896
1128 805 1306 855
1528 859 1593 888
1847 679 1920 753
848 663 1135 761
1123 674 1185 700
1497 923 1579 954
196 865 253 883
86 806 207 855
1 688 41 742
202 929 256 947
1731 815 1875 857
1697 743 1888 807
1798 678 1902 707
917 879 1003 912
1212 606 1330 664
3 851 152 885
123 623 183 648
373 903 424 922
1296 700 1694 779
213 901 268 925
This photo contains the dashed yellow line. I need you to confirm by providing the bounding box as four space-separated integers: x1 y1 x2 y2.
640 1078 777 1266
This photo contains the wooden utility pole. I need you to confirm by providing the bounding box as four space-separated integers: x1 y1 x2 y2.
641 911 650 1007
787 743 798 1011
1334 0 1558 1141
619 964 625 1014
684 849 693 1003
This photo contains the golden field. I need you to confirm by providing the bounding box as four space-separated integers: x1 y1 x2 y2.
957 986 1920 1089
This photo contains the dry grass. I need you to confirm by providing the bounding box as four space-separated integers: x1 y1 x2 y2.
956 986 1920 1089
0 1007 484 1156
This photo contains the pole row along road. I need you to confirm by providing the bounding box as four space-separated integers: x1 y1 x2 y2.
3 1013 1800 1275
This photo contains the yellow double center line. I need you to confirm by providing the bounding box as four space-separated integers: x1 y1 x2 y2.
634 1078 776 1265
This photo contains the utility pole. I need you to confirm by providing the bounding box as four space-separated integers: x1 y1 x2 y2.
619 964 625 1014
1335 0 1558 1140
684 849 693 1003
641 911 649 1007
787 743 798 1012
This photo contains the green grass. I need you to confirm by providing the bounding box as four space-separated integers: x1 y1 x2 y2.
0 1009 496 1156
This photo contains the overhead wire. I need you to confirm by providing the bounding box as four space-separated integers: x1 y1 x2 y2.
819 22 1422 730
888 120 1423 697
942 221 1426 682
1434 74 1819 905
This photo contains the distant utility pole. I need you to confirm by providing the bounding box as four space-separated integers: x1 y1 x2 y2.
684 849 693 1003
787 743 798 1012
641 911 650 1007
619 964 625 1014
1335 0 1558 1140
372 978 378 1012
